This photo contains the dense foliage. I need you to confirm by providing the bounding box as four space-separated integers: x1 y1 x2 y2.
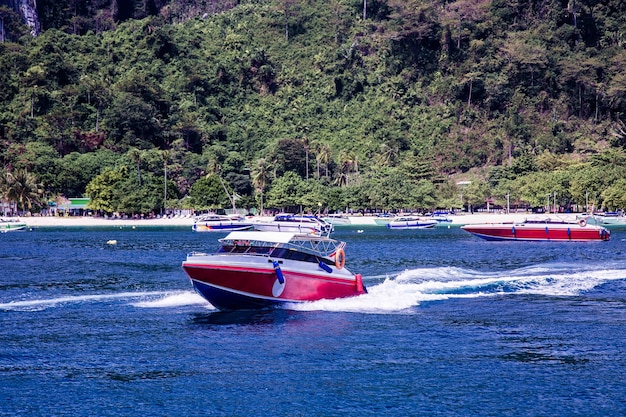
1 0 626 215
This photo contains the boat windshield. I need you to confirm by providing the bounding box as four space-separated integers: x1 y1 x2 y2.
218 232 344 259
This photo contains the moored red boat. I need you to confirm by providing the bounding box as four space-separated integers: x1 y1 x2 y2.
182 231 366 310
461 217 610 241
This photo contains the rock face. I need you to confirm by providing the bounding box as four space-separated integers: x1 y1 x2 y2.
0 0 40 36
20 0 40 35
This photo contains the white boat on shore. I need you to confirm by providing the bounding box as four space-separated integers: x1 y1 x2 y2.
253 214 334 236
0 217 27 232
192 214 253 232
323 214 351 225
387 216 438 229
593 212 626 226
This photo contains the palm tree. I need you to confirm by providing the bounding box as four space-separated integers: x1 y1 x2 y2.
302 136 310 180
0 167 8 215
377 143 399 167
127 147 143 186
160 149 171 214
313 142 321 179
317 143 332 179
251 158 271 214
4 169 44 214
348 150 360 184
338 149 353 186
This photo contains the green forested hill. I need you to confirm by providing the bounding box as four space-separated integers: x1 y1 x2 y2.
1 0 626 215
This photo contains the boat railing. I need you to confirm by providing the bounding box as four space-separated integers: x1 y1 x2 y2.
215 236 343 259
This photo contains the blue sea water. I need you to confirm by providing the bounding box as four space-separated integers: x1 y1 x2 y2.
2 225 626 416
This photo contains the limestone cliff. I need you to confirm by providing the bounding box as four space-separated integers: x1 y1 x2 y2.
0 0 40 36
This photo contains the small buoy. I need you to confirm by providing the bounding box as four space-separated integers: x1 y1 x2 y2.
357 229 364 233
107 240 117 245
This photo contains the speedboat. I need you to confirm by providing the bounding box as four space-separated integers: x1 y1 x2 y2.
373 213 394 225
429 211 453 224
253 214 334 235
461 217 610 241
387 216 438 229
592 212 626 226
192 214 253 232
182 231 367 310
323 213 351 225
0 217 26 232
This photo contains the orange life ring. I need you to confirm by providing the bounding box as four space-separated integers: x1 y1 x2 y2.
335 248 346 270
578 219 587 227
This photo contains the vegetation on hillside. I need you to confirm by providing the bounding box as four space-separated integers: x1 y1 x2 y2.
1 0 626 216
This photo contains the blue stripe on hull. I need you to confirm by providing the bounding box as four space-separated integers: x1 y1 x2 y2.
192 280 286 310
193 224 252 231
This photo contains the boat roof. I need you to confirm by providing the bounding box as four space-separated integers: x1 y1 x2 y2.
220 231 342 257
221 231 334 244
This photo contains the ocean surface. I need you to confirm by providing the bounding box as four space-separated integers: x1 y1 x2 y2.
2 224 626 416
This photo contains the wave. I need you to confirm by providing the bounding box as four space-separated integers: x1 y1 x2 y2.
290 262 626 313
131 291 209 308
0 290 209 311
4 263 625 313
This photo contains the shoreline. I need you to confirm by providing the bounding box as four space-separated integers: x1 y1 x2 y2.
14 212 580 228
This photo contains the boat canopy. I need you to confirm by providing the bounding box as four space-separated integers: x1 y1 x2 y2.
220 231 343 257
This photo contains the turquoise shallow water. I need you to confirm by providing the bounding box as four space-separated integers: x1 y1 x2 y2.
2 225 626 416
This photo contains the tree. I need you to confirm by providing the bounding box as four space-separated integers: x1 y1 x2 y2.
251 158 270 213
601 179 626 211
317 143 332 179
265 171 303 210
188 174 228 210
442 0 490 49
607 51 626 112
157 149 171 213
302 136 310 180
127 148 144 186
273 138 307 178
500 30 548 88
57 149 120 198
4 169 44 213
276 0 299 41
560 53 604 119
299 179 327 213
86 166 128 214
385 0 438 47
376 143 399 167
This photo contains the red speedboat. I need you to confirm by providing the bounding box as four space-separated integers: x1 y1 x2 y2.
182 231 367 310
461 217 610 242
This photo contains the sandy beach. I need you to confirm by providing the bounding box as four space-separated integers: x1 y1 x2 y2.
15 212 580 228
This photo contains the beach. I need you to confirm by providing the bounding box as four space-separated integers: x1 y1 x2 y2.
16 212 580 228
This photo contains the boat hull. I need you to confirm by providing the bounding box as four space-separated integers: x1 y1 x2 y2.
387 221 437 229
597 217 626 226
192 222 252 232
323 216 351 225
183 255 366 310
462 223 610 241
0 222 26 232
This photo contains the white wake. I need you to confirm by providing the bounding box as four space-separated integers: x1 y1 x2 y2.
0 290 210 311
289 263 626 313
